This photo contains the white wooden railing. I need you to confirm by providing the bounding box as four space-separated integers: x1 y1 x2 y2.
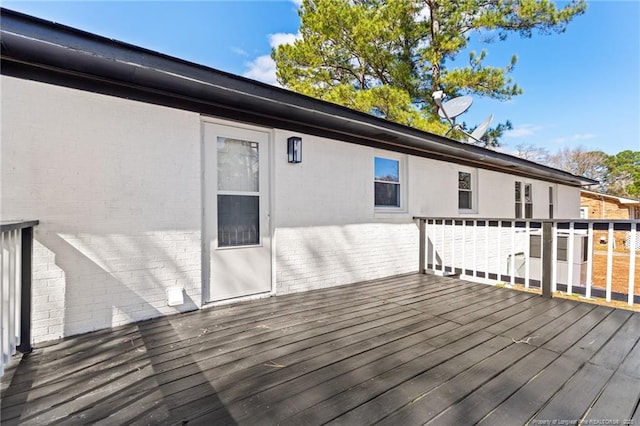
415 218 639 306
1 220 38 376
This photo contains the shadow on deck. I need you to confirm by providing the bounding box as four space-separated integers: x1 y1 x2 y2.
2 274 640 425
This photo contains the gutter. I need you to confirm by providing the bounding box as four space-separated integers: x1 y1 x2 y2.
0 7 597 188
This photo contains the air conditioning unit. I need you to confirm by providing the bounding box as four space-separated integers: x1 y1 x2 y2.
514 231 588 287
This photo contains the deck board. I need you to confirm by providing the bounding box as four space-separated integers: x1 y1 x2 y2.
2 273 639 425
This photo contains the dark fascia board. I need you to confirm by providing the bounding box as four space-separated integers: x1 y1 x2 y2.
0 8 597 187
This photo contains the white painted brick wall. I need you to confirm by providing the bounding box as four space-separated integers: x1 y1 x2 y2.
275 223 418 294
1 76 203 343
27 229 203 341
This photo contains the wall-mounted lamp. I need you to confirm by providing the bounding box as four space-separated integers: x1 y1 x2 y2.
287 136 302 163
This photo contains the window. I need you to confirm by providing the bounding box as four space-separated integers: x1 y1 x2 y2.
515 181 533 218
530 234 588 262
374 156 400 207
515 182 522 218
458 172 473 210
217 137 260 247
580 206 588 219
524 184 533 218
548 186 554 219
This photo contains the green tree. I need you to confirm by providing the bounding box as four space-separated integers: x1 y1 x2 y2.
604 150 640 198
274 0 586 147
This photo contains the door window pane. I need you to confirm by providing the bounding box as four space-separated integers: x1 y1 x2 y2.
217 195 259 247
217 137 259 192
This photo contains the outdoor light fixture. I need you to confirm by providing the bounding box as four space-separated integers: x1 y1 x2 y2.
287 136 302 163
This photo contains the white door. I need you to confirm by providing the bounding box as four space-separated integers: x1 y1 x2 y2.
203 121 271 302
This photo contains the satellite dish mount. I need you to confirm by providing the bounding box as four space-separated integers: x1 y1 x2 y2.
432 90 494 144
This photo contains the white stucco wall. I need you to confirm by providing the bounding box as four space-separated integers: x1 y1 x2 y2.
1 76 203 342
270 130 581 295
410 157 579 219
271 131 420 294
1 75 583 343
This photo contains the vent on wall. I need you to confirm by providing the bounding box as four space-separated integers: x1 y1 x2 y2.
167 287 184 306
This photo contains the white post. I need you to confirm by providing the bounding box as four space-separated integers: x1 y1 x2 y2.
628 225 636 306
462 220 467 277
1 232 5 375
586 222 594 299
472 220 477 278
485 222 489 280
8 230 16 356
551 223 558 293
567 222 575 295
15 230 22 347
606 222 614 302
1 232 8 371
497 221 502 280
451 220 456 275
440 220 445 273
425 219 430 273
510 221 516 287
524 221 530 289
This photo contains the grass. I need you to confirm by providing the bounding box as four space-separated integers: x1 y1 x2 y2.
497 283 640 313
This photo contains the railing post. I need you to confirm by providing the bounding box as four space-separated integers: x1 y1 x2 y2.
418 218 426 274
17 226 33 354
542 221 553 299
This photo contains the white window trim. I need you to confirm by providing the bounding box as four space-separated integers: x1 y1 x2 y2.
524 183 533 218
374 150 407 214
515 180 534 219
548 185 556 219
580 206 589 219
458 167 478 213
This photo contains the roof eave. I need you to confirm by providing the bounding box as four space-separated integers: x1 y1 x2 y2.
0 7 596 187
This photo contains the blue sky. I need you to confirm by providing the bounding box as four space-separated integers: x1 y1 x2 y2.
3 1 639 156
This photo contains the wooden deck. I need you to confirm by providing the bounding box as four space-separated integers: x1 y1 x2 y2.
2 274 640 425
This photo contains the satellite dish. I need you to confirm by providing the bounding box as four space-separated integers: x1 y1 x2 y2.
468 114 494 143
438 95 473 120
432 90 495 144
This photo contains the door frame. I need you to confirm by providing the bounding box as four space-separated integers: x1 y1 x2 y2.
200 116 276 305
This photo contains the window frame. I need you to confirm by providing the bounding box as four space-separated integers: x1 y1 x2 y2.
457 168 477 213
580 206 589 219
216 136 262 249
524 183 533 218
373 151 407 212
515 180 533 219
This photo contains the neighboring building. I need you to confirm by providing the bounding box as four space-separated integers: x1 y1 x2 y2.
0 9 595 343
580 190 640 220
580 189 640 249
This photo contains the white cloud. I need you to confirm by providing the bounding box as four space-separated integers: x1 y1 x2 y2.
243 32 301 86
269 32 301 48
504 124 541 138
553 133 597 144
243 55 279 86
231 47 248 57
